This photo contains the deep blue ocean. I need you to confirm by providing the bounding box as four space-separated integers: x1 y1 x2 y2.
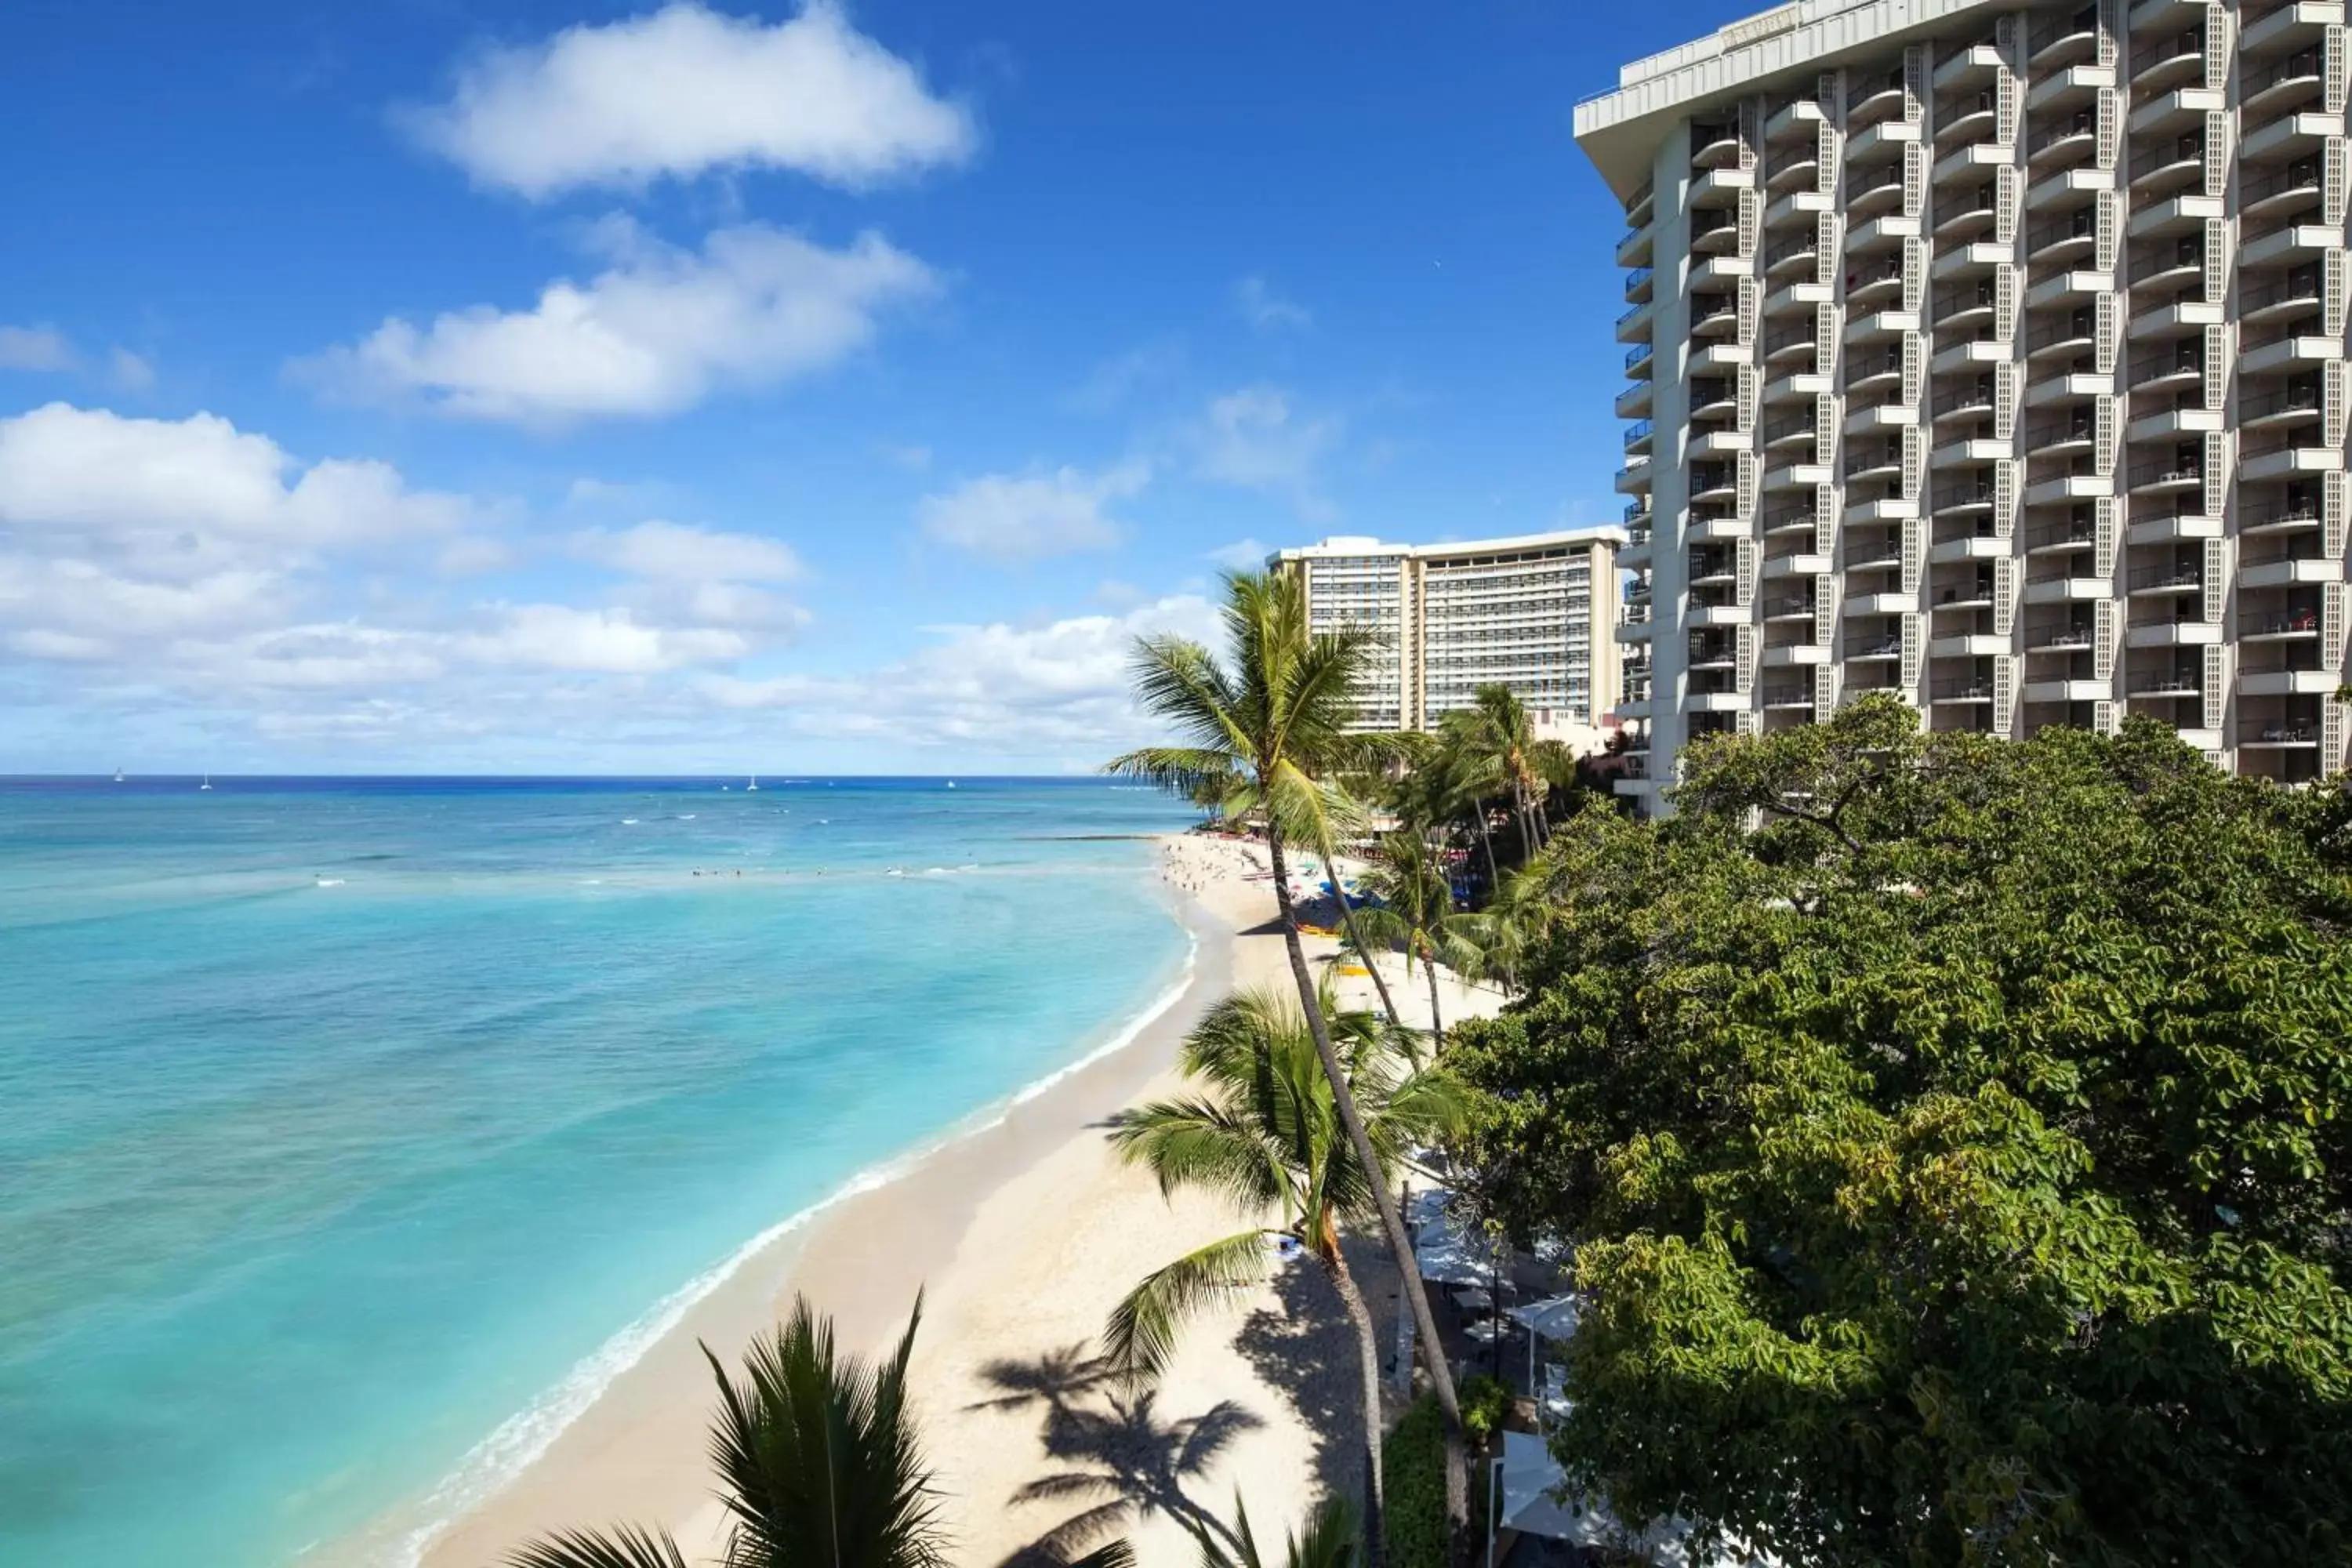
0 776 1194 1567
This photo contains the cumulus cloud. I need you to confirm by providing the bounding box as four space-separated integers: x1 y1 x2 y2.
0 326 76 373
408 1 975 198
0 403 806 753
1233 277 1309 332
1192 387 1341 521
699 593 1219 747
572 519 803 583
916 462 1148 560
296 221 938 424
0 402 469 558
1205 538 1270 571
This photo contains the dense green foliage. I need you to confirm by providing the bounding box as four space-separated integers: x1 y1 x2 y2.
1455 1375 1512 1447
1447 699 2352 1565
1379 1397 1451 1568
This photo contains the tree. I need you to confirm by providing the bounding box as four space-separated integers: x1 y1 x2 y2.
1348 833 1480 1051
1104 569 1476 1548
1433 687 1575 859
1102 984 1466 1563
1446 696 2352 1565
511 1296 945 1568
1188 1495 1361 1568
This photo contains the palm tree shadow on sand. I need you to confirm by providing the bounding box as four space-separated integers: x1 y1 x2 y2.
1232 1239 1378 1507
974 1345 1264 1568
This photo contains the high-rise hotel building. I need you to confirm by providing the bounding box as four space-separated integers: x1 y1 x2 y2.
1583 0 2349 811
1268 529 1627 739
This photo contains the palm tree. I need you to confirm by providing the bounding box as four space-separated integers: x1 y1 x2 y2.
1346 834 1479 1052
1188 1495 1360 1568
511 1296 945 1568
1103 571 1474 1548
1437 687 1576 858
1100 983 1465 1566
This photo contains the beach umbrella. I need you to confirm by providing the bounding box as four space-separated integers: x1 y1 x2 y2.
1414 1214 1501 1286
1506 1294 1582 1433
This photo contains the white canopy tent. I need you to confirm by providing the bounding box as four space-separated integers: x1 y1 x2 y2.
1490 1432 1784 1568
1504 1294 1583 1434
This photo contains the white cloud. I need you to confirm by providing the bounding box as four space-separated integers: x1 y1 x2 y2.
572 520 802 583
0 326 76 372
0 402 468 558
699 593 1219 747
1233 277 1309 332
1205 538 1269 571
916 462 1148 560
1192 387 1341 521
297 221 938 424
109 347 157 393
408 0 975 198
462 604 749 673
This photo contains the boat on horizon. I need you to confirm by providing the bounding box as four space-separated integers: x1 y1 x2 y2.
746 775 760 792
199 772 212 791
112 767 124 782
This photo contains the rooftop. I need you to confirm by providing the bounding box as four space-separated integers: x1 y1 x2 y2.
1574 0 2003 198
1269 526 1629 566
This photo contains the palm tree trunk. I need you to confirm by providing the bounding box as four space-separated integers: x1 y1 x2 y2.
1423 945 1446 1054
1319 1243 1386 1567
1331 877 1404 1025
1472 807 1499 898
1265 826 1472 1560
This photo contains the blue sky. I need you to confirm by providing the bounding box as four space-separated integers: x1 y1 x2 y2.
0 0 1753 773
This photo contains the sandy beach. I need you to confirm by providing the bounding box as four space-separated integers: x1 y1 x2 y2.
392 831 1501 1568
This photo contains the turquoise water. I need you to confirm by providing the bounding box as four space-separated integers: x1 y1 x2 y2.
0 778 1193 1567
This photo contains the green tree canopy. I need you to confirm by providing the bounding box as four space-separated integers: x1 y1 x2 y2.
1446 697 2352 1565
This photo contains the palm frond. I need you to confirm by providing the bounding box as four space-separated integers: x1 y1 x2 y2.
1102 746 1246 795
1065 1541 1140 1568
1106 1096 1293 1212
1127 635 1252 757
704 1294 948 1568
510 1525 691 1568
1101 1230 1275 1382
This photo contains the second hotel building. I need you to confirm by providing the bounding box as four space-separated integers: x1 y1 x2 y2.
1584 0 2349 810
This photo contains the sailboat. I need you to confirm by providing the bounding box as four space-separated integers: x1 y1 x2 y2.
112 767 124 782
745 775 759 793
199 772 212 791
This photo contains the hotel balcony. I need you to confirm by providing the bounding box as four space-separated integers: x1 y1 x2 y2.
1932 631 2009 658
2243 47 2326 118
2240 497 2325 539
1615 458 1653 495
2031 4 2101 67
2027 164 2111 213
1615 380 1652 419
2130 294 2223 339
2034 60 2116 114
1617 224 1653 268
2238 554 2339 590
2129 187 2224 239
1624 264 1655 304
2131 83 2223 138
2027 108 2099 173
2241 326 2341 376
1762 230 1819 280
2024 517 2097 557
2129 405 2223 442
2241 1 2344 56
2242 109 2343 163
2126 561 2205 599
2238 667 2340 698
2129 510 2223 544
2025 678 2111 703
2026 368 2104 408
2128 26 2207 91
1617 299 1654 344
1848 64 1908 127
2129 238 2205 296
2126 618 2224 648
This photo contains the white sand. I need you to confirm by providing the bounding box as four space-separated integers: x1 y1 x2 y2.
373 832 1498 1568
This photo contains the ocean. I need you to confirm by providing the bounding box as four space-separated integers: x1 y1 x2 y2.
0 776 1196 1567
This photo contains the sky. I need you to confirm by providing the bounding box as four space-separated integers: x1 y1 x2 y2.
0 0 1756 775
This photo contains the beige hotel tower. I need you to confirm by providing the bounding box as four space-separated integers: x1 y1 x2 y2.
1584 0 2348 811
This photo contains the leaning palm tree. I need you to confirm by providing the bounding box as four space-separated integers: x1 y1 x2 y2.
1346 834 1480 1052
1103 571 1473 1546
1100 982 1463 1568
511 1296 945 1568
1439 686 1576 858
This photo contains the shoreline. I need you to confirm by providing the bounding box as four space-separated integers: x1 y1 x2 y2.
343 845 1230 1568
361 829 1493 1568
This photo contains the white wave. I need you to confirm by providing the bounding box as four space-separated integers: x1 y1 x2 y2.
619 818 639 826
385 918 1199 1568
885 867 906 878
922 866 950 877
314 877 346 887
677 814 696 821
